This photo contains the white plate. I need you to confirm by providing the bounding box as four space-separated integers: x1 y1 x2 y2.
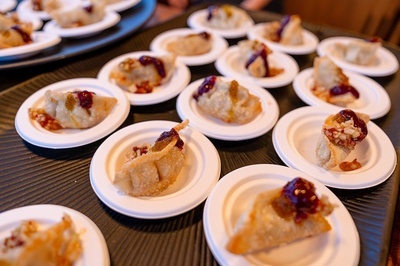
0 204 109 266
0 31 61 61
215 46 299 88
43 10 120 38
90 120 221 219
317 37 399 77
272 106 397 189
176 76 279 141
293 68 391 119
187 9 254 39
15 78 130 149
247 23 319 55
203 164 360 266
17 0 80 21
104 0 141 12
149 28 229 66
97 51 191 106
0 0 17 12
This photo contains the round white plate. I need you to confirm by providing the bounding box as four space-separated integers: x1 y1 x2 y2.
176 76 279 141
316 37 399 77
0 0 17 12
187 9 254 39
104 0 141 12
247 23 319 55
272 106 397 189
97 51 191 106
90 120 221 219
215 46 299 88
149 28 229 66
15 78 130 149
293 68 391 119
0 31 61 61
17 0 80 21
0 204 110 266
43 10 120 38
203 164 360 266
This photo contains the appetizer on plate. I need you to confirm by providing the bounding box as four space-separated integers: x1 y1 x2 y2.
109 54 176 93
114 119 189 197
312 56 360 106
0 214 82 265
193 76 262 124
30 0 61 11
331 37 382 66
204 4 251 29
316 109 369 170
0 13 33 49
29 90 117 130
166 31 212 56
238 39 284 78
263 14 304 45
227 177 335 254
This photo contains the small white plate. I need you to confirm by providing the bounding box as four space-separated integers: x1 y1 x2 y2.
0 204 110 266
203 164 360 266
149 28 229 66
272 106 397 189
97 51 191 106
247 23 319 55
104 0 141 12
90 120 221 219
293 68 391 119
43 10 120 38
215 46 299 88
187 9 254 39
15 78 130 149
0 31 61 61
0 0 17 12
317 37 399 77
176 76 279 141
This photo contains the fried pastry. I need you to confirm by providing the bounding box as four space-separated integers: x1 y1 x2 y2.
0 13 33 49
29 90 117 130
205 4 250 29
263 15 304 45
166 31 212 56
31 0 61 11
193 76 262 124
312 56 360 106
332 38 381 66
238 39 284 77
114 120 189 197
0 214 82 265
316 109 369 169
109 54 176 93
227 177 335 254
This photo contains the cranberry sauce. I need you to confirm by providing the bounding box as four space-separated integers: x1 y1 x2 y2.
156 128 184 150
281 177 319 223
245 46 270 77
329 84 360 99
339 109 368 137
74 91 94 109
193 75 217 100
10 26 32 44
199 31 211 40
207 5 218 21
132 146 148 156
139 56 166 78
83 4 94 13
368 36 382 43
276 15 291 41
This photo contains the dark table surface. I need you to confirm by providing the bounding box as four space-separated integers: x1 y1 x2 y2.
0 4 399 266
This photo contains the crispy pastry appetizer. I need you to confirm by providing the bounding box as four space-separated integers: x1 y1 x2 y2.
109 54 176 93
0 13 33 49
312 56 360 106
166 31 212 56
193 76 262 124
238 39 284 78
316 109 369 169
29 90 117 130
332 37 381 66
205 4 250 29
114 120 189 197
227 177 335 254
0 214 82 265
263 15 304 45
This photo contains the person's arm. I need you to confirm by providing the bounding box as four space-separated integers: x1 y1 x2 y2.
240 0 272 10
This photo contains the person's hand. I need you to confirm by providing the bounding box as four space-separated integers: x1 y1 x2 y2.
240 0 272 10
166 0 189 9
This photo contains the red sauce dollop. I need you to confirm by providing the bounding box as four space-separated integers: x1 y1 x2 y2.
245 46 270 77
193 75 217 100
276 15 291 41
339 109 368 137
75 91 94 109
11 25 32 44
156 128 184 150
139 55 166 78
329 84 360 98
